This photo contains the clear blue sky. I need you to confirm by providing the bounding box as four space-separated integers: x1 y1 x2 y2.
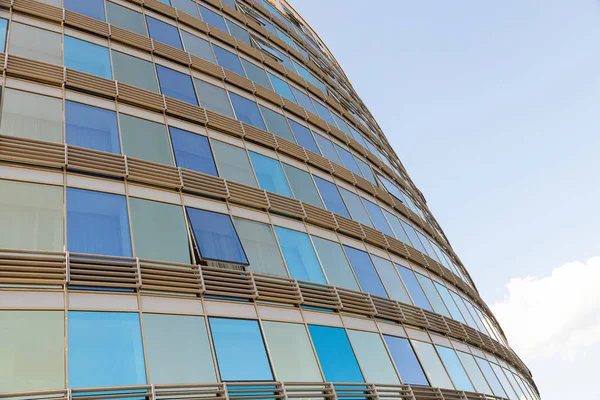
292 1 600 398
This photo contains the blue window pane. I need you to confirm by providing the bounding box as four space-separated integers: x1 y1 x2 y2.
64 36 111 79
65 0 105 21
67 188 132 257
241 59 271 89
363 200 394 236
436 346 474 392
171 0 199 18
344 246 387 298
314 134 342 164
170 127 217 176
289 120 320 154
68 311 146 388
146 16 182 49
274 226 325 284
182 31 215 62
334 144 362 175
199 5 228 32
450 290 478 328
292 60 312 82
259 106 295 142
313 176 350 218
290 87 317 114
384 335 429 386
226 20 251 46
249 151 292 197
377 174 404 200
308 325 364 383
0 19 7 52
434 282 465 324
355 157 376 184
396 265 432 310
66 101 120 154
186 208 248 265
476 358 508 398
156 65 198 105
268 73 296 103
221 0 236 8
209 318 273 381
314 101 335 125
229 93 266 129
213 45 245 76
333 114 351 136
401 221 429 254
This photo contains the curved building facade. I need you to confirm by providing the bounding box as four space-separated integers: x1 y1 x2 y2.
0 0 538 399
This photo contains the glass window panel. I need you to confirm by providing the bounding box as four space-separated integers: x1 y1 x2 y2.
276 28 296 49
0 88 62 143
339 188 372 227
348 330 399 384
292 60 312 82
156 65 198 105
69 312 146 388
241 59 271 89
473 307 492 337
66 101 120 154
129 198 190 264
505 369 528 400
313 176 350 218
363 200 394 236
230 92 266 129
0 311 64 392
283 164 323 207
211 140 257 187
434 282 466 324
464 299 485 331
384 335 429 386
194 79 234 118
260 106 295 142
289 120 320 154
396 265 432 310
475 357 507 398
490 363 519 400
146 16 182 49
221 0 236 8
274 226 325 284
0 19 7 52
450 290 478 328
119 114 173 165
344 246 387 298
213 44 245 76
182 31 215 62
112 51 158 92
372 255 411 304
64 36 112 78
67 188 132 257
233 217 287 277
226 20 251 45
311 236 359 291
199 5 228 31
416 273 451 317
332 114 351 135
308 325 364 382
401 221 428 254
8 22 61 65
143 314 216 384
0 180 63 251
314 134 342 164
249 151 292 197
412 341 453 389
268 73 296 103
355 157 376 184
262 322 322 382
187 208 248 265
106 2 147 36
65 0 105 20
209 318 273 381
376 173 404 201
290 87 317 114
314 101 335 125
335 144 362 175
383 211 411 245
170 127 217 176
171 0 200 18
457 352 492 395
436 346 474 392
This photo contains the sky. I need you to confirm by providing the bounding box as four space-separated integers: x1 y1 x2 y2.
291 1 600 398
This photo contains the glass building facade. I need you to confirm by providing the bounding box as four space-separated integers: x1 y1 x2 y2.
0 1 538 400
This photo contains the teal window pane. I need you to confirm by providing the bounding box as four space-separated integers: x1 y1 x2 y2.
8 22 62 65
182 31 215 62
230 93 266 129
209 318 273 381
0 19 7 52
308 325 364 382
384 335 429 386
434 282 466 324
335 144 362 175
416 273 451 318
212 140 257 187
195 79 234 118
112 51 158 92
268 72 296 103
290 87 317 114
274 226 325 284
171 0 200 18
396 265 431 310
233 217 287 277
348 330 399 384
457 352 492 395
476 357 507 398
119 114 173 165
106 2 147 36
249 151 292 197
344 246 387 298
64 36 112 79
68 311 146 388
436 346 474 392
226 20 250 45
372 255 411 304
143 314 216 384
283 164 323 207
129 198 190 264
313 176 349 218
260 106 295 142
339 188 372 226
242 59 271 89
363 199 394 236
412 341 454 389
311 236 359 291
314 134 342 164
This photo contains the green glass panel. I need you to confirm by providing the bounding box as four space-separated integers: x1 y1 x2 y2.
282 164 323 207
233 217 287 277
211 140 257 187
119 114 173 165
8 22 62 65
106 2 148 36
112 51 158 92
311 236 359 290
348 330 399 384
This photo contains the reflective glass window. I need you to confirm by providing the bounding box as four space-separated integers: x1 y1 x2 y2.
199 5 228 32
106 2 147 36
384 335 429 386
170 127 217 176
156 65 198 105
0 19 7 52
412 341 453 389
129 198 190 264
308 325 364 382
65 0 105 21
475 357 507 398
64 36 112 79
335 144 362 175
230 93 266 129
464 299 485 331
68 311 146 388
66 101 120 153
187 208 248 265
333 114 351 136
146 16 182 49
416 273 451 317
209 318 273 381
292 60 312 82
211 140 257 187
372 255 411 304
311 236 359 290
213 45 245 76
290 87 317 114
195 79 234 118
314 134 342 164
344 246 387 298
260 106 295 142
234 217 287 277
274 226 325 284
112 51 158 92
249 151 292 197
457 352 492 395
182 31 215 62
339 188 372 227
450 290 478 328
348 330 399 384
505 369 527 400
401 221 429 254
119 114 173 165
241 59 271 89
363 200 394 236
384 211 412 244
436 346 474 391
434 282 465 324
171 0 200 17
226 20 251 45
314 101 335 124
396 265 432 310
268 73 296 103
67 188 132 257
490 363 519 400
355 157 376 184
8 23 62 65
289 120 320 154
313 176 350 218
283 164 323 207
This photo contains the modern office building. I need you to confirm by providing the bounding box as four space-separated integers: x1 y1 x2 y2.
0 0 538 399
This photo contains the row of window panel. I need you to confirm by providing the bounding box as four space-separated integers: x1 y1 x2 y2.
0 178 504 344
0 310 537 400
